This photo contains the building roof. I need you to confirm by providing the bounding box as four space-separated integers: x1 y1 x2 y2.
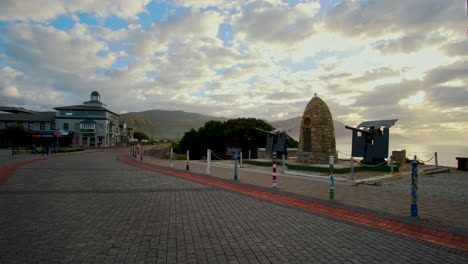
0 106 37 114
54 105 119 116
91 91 100 96
0 111 56 122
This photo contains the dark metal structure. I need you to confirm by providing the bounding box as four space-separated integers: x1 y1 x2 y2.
345 119 398 165
256 128 292 158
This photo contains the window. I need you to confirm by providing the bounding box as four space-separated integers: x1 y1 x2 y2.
80 123 95 129
50 123 55 130
99 124 104 131
75 123 80 131
28 123 34 130
40 122 45 130
63 123 69 130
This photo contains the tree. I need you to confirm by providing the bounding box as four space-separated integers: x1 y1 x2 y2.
175 118 299 159
0 125 32 146
133 131 149 141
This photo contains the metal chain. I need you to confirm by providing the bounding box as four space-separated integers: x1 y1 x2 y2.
358 160 388 167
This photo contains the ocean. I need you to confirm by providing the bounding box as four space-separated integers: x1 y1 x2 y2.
336 142 468 168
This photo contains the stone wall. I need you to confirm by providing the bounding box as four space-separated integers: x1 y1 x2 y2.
257 148 298 159
148 143 172 159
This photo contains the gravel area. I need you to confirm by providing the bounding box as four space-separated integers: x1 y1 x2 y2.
359 168 468 204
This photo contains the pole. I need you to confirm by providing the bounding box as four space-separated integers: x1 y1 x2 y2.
390 156 394 175
206 149 211 175
411 155 418 217
186 149 190 170
240 152 243 168
234 152 238 181
350 157 354 182
282 154 286 173
435 152 438 168
329 155 335 200
170 147 174 168
272 152 277 188
248 150 251 160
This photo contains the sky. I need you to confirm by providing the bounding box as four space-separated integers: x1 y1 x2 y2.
0 0 467 144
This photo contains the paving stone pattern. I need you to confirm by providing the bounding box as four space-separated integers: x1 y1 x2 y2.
0 149 467 263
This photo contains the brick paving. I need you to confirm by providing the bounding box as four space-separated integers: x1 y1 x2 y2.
150 157 468 232
0 149 467 263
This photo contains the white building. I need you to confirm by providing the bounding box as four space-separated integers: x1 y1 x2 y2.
54 91 127 147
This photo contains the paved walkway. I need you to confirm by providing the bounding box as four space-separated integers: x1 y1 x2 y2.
0 149 467 263
143 155 468 232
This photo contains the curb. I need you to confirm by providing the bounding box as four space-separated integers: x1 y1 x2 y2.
119 154 468 253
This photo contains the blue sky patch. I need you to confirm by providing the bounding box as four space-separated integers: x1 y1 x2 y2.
139 1 171 28
217 23 234 46
77 12 99 26
104 16 130 30
50 15 75 30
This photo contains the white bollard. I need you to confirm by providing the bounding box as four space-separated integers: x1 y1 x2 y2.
240 152 243 168
206 149 211 175
170 147 174 167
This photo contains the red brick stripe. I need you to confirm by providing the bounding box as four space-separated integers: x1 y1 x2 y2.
0 150 104 186
119 155 468 252
0 155 61 185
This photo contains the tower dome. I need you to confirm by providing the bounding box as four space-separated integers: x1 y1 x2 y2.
90 91 101 102
298 95 337 163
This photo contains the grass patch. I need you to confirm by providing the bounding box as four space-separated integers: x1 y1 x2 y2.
57 148 85 153
244 160 399 174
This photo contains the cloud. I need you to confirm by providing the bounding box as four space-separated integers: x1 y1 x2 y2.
0 0 151 21
2 86 21 98
348 67 399 84
374 34 443 55
1 23 112 76
232 0 319 45
324 0 464 38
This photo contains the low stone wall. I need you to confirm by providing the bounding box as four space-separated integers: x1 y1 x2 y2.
257 148 298 159
148 143 172 159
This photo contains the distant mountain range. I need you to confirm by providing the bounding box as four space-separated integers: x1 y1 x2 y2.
121 109 355 141
120 110 226 139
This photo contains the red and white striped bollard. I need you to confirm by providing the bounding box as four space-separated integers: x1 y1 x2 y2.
272 152 277 188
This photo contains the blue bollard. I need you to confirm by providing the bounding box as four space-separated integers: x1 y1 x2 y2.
410 159 418 217
234 152 238 181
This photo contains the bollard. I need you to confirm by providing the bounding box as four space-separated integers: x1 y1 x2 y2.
248 150 251 160
435 152 438 168
282 154 286 173
234 152 238 181
170 147 174 168
186 149 190 170
329 155 335 200
390 156 394 175
272 152 277 188
350 157 354 182
411 155 418 217
206 149 211 175
240 152 243 168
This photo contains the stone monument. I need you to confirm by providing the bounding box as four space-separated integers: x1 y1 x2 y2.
298 94 337 163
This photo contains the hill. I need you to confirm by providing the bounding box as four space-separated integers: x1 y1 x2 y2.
121 110 226 139
270 116 350 141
